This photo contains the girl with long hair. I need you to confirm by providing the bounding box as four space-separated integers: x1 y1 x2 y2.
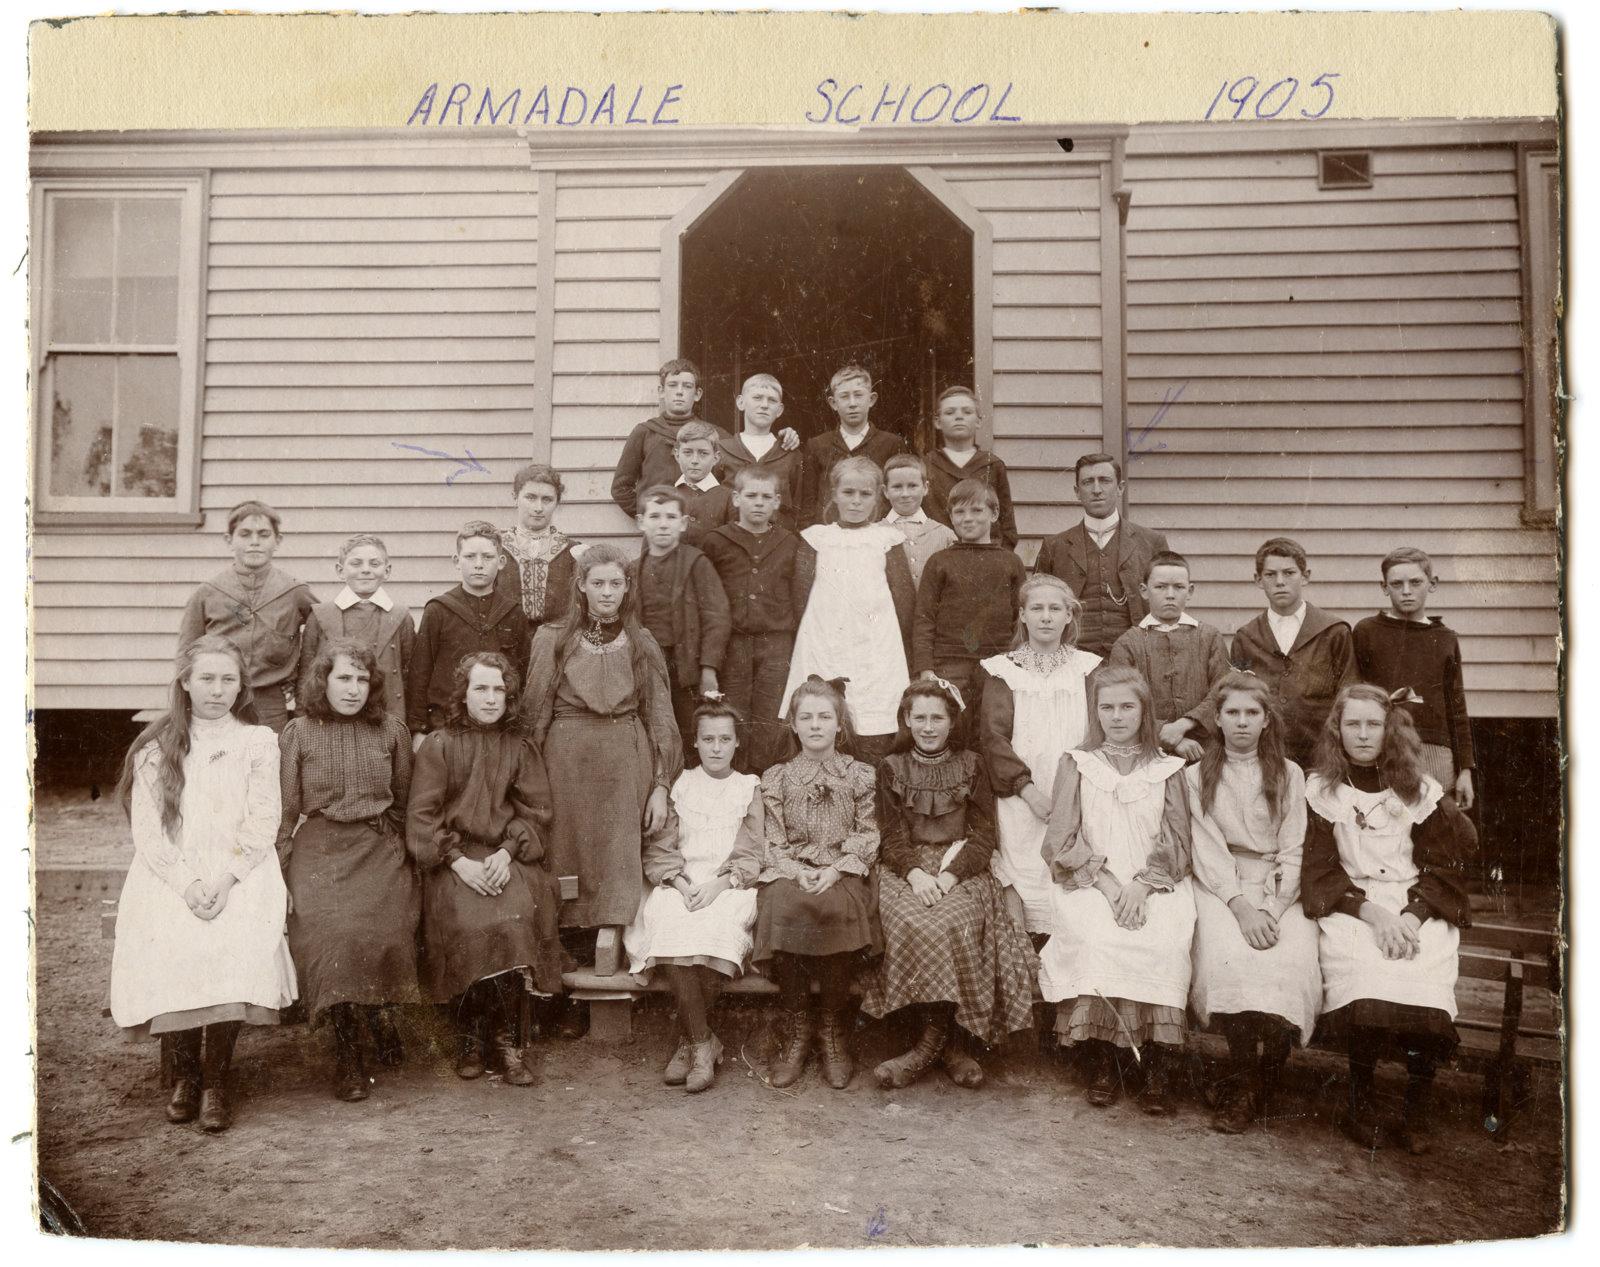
520 543 681 1033
978 573 1101 937
110 634 297 1132
1185 671 1319 1134
1302 683 1477 1155
407 651 564 1087
1037 665 1196 1114
277 640 419 1102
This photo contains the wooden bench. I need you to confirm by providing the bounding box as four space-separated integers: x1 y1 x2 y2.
1453 920 1563 1133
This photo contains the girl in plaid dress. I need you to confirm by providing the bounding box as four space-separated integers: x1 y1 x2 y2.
754 676 882 1090
860 679 1037 1090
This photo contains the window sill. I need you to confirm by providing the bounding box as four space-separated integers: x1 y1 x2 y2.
33 510 206 532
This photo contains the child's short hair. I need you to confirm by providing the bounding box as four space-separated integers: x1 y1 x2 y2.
1311 682 1427 806
226 500 282 536
784 674 858 754
512 463 565 500
658 357 701 385
337 533 389 564
444 650 520 729
1144 550 1191 582
1012 574 1083 650
732 465 782 494
455 519 501 552
740 372 783 399
935 384 980 411
883 453 927 481
1073 452 1123 485
1254 537 1309 577
1081 664 1161 759
638 484 687 515
301 638 387 725
1380 546 1435 581
674 420 720 449
828 455 884 495
828 364 873 395
948 477 999 514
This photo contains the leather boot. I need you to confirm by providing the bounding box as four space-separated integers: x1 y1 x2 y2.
494 1024 536 1087
1339 1064 1384 1150
873 1012 949 1090
366 1006 405 1069
332 1007 369 1102
768 1005 814 1089
685 1034 724 1094
165 1029 203 1124
663 1039 695 1086
198 1022 240 1133
940 1033 986 1089
1084 1041 1120 1107
455 1010 488 1080
1138 1044 1177 1117
1211 1066 1258 1134
817 1006 855 1090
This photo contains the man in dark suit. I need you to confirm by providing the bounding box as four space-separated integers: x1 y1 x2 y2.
1035 452 1170 657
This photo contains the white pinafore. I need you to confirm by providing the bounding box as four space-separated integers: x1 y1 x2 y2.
981 648 1101 933
109 715 298 1029
1307 773 1460 1018
1038 751 1197 1009
624 768 761 976
782 522 910 737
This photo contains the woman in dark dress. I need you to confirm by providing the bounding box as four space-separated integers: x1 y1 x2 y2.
277 640 418 1102
407 650 564 1087
498 463 582 636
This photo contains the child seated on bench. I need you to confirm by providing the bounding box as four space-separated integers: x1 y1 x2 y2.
1302 682 1478 1155
624 697 764 1093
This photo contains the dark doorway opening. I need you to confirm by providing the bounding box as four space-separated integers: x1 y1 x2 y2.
680 167 974 453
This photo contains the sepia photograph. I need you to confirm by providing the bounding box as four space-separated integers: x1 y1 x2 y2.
18 6 1571 1253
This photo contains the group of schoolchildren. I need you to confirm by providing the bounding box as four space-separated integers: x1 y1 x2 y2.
108 357 1479 1162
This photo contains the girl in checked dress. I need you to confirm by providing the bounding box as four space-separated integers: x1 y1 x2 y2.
625 697 763 1093
859 678 1037 1090
110 634 297 1133
1302 682 1477 1154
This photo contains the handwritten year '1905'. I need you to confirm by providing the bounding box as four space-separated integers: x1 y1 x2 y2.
1204 74 1339 121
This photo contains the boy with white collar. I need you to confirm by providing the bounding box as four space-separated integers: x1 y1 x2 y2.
1229 536 1356 767
718 373 805 531
673 420 735 548
880 453 956 586
1107 551 1230 761
299 533 416 723
799 363 907 526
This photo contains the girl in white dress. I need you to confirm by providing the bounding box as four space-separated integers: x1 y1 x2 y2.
782 455 916 761
110 634 297 1133
625 698 763 1093
1302 683 1477 1155
978 574 1101 936
1038 665 1195 1114
1186 671 1319 1135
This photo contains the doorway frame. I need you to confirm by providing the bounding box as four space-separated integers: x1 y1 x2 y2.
659 165 996 444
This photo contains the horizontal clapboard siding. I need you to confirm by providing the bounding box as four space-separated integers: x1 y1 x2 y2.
32 137 542 706
1121 139 1556 719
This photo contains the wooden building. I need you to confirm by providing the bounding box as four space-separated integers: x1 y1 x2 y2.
29 120 1560 750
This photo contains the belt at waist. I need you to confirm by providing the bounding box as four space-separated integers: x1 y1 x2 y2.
306 809 393 833
551 705 639 722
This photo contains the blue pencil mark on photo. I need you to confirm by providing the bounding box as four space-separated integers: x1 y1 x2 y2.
390 442 491 487
1129 382 1184 461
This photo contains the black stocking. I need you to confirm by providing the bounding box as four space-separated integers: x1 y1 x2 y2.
665 964 710 1041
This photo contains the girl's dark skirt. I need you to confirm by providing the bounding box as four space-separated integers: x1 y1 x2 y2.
285 814 420 1020
753 874 883 962
419 838 565 1002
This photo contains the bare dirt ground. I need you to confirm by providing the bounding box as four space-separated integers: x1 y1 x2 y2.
33 795 1566 1251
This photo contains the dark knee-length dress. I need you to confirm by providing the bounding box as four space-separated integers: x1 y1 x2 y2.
753 752 884 963
858 748 1038 1044
521 622 682 930
277 713 420 1021
405 721 564 1001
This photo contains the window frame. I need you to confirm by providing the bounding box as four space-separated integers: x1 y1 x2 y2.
31 172 208 529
